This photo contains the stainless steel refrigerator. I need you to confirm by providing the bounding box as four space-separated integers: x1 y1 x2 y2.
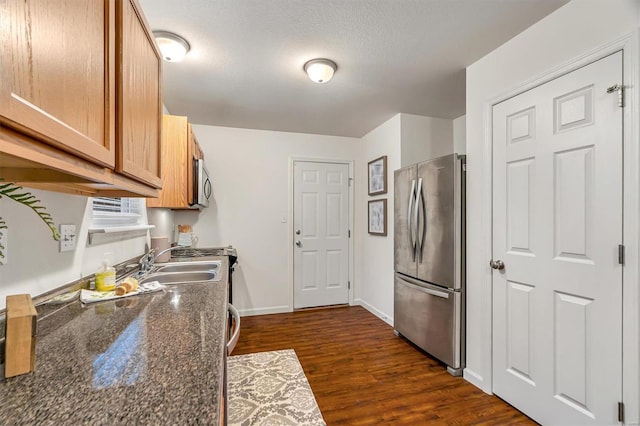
393 153 465 376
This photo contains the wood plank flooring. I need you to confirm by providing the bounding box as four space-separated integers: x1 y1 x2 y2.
233 306 536 425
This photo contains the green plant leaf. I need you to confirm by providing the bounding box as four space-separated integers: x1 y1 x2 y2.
0 182 61 241
0 219 5 264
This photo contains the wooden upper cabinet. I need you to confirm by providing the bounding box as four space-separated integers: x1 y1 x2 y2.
0 0 116 167
0 0 162 197
148 115 202 209
116 0 163 188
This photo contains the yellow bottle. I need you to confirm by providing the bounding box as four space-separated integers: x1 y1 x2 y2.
95 253 116 292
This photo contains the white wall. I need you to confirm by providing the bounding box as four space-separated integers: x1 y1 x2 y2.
0 190 149 310
147 208 174 242
354 114 401 323
355 112 455 324
465 2 640 416
400 114 453 166
453 115 466 155
174 125 360 316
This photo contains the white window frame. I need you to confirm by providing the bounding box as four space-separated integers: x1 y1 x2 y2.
88 197 153 242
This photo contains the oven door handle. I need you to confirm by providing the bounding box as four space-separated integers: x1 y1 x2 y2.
227 303 241 354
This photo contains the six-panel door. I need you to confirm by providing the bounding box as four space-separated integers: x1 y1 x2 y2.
492 52 623 425
294 161 350 309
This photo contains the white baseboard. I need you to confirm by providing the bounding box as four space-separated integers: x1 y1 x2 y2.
354 298 393 327
238 305 291 317
463 368 490 394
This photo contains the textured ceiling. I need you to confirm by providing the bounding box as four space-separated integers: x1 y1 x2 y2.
138 0 569 137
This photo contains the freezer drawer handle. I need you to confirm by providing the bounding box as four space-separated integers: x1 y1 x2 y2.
489 259 504 270
398 275 450 299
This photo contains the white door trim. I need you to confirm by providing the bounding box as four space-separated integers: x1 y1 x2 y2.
476 31 639 423
288 156 355 311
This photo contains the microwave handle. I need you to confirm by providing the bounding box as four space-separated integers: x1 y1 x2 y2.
192 159 199 205
204 178 212 199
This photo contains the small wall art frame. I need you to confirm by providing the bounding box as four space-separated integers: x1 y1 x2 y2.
368 199 387 236
368 155 387 196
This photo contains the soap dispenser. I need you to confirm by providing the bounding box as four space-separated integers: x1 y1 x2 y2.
95 252 116 292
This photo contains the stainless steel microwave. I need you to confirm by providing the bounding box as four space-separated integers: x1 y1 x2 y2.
192 158 211 208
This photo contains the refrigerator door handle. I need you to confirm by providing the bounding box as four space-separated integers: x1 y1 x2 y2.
419 178 427 263
414 177 424 261
408 179 416 259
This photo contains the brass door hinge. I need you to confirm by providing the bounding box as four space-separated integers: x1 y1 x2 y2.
618 244 625 265
607 84 624 107
618 401 624 423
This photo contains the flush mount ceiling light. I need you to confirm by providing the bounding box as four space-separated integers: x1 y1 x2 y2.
153 31 190 62
303 58 337 83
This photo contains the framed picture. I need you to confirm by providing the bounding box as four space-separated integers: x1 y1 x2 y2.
368 155 387 196
368 199 387 236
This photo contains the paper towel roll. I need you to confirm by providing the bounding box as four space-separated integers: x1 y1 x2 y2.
151 237 170 263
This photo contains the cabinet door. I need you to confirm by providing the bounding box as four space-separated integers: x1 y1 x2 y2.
0 0 116 167
146 115 189 208
116 0 162 188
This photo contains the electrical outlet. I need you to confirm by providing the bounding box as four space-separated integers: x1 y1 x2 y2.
59 224 77 252
0 229 7 265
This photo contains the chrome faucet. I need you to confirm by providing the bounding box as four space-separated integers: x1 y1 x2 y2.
138 249 156 273
153 245 183 262
139 245 183 273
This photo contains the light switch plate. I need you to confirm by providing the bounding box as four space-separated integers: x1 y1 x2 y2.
59 224 77 252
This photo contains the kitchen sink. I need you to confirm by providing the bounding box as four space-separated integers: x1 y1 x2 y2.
155 261 221 273
139 270 219 285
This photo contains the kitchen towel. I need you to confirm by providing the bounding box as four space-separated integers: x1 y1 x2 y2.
80 281 164 304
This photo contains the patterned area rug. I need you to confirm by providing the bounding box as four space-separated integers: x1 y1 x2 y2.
228 349 326 426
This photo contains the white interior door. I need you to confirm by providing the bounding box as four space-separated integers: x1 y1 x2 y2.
294 161 350 309
492 52 623 425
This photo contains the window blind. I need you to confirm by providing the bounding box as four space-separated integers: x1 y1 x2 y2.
92 197 144 227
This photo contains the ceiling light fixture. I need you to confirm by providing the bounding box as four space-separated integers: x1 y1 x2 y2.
303 58 337 84
153 31 190 62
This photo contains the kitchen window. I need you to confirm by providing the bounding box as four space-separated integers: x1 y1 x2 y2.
88 197 153 242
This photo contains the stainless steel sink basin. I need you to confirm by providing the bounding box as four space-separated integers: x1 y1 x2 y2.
155 261 221 273
139 270 219 285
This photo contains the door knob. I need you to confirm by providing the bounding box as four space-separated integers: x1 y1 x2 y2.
295 240 302 247
489 259 504 270
296 229 301 235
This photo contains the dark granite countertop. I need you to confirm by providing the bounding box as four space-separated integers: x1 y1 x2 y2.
0 257 228 425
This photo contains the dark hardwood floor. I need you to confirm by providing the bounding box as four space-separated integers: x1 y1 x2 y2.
233 306 535 425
